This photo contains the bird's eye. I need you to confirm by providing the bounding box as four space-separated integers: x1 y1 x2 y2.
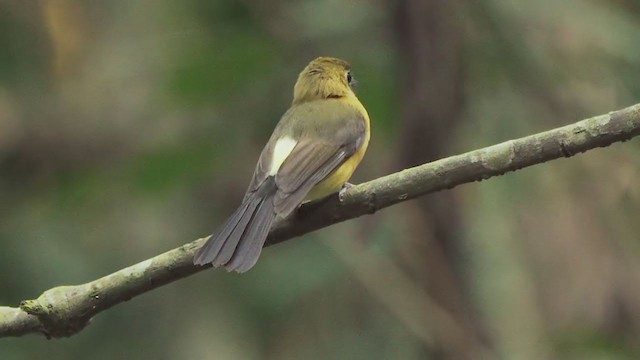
346 71 353 85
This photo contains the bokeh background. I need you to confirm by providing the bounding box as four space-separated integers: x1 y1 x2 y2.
2 0 640 359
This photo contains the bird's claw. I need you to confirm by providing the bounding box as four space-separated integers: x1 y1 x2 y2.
338 182 355 202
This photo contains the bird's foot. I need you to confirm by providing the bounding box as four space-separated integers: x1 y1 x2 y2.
338 182 355 202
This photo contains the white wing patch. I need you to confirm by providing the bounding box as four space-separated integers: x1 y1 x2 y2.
269 137 297 175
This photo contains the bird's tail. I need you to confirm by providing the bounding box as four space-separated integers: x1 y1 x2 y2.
193 179 277 273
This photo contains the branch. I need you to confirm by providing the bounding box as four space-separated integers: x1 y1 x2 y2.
2 103 639 339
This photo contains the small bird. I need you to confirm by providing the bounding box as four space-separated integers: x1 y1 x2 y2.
193 57 371 272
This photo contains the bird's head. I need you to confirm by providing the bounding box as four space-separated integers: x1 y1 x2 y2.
293 57 356 104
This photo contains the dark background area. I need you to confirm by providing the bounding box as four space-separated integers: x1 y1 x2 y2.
1 0 640 359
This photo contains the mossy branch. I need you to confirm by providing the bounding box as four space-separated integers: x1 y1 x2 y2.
1 103 639 339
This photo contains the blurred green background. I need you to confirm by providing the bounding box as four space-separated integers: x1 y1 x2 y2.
1 0 640 359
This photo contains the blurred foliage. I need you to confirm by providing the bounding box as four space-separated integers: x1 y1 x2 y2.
1 0 639 359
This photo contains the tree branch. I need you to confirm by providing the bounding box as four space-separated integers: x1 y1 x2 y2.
2 103 639 339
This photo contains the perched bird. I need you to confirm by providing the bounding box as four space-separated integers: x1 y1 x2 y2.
193 57 371 272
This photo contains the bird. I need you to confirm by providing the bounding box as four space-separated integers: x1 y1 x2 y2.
193 57 371 273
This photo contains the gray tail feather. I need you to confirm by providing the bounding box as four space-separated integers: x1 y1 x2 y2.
193 179 277 273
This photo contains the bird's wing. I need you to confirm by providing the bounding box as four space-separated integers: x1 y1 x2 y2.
272 138 355 216
273 110 366 215
244 101 366 216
